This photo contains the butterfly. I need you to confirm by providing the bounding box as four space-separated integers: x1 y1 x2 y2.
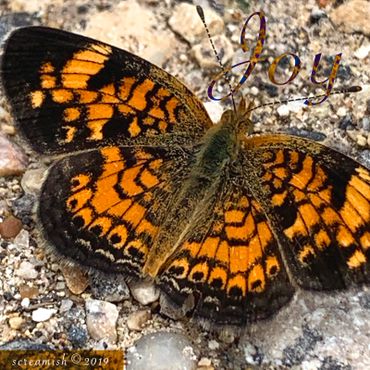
1 26 369 327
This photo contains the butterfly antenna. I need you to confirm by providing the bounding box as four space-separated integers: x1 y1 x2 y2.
196 5 237 112
244 85 362 116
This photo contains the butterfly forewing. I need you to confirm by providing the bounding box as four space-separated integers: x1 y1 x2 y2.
1 27 212 154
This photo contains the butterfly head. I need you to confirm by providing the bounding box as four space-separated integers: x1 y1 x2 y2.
218 97 254 137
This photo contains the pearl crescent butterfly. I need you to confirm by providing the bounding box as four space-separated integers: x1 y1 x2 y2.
2 27 370 327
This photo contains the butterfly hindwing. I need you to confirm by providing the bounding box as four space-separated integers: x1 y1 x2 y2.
159 177 294 326
243 135 370 290
39 145 196 277
1 27 212 154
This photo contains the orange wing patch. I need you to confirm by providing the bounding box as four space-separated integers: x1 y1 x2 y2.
31 46 183 145
65 147 163 261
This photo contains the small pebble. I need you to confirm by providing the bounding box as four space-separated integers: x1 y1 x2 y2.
1 123 15 135
276 101 304 117
339 114 354 130
11 194 36 226
337 107 347 117
0 199 10 216
354 43 370 59
19 285 39 299
0 339 52 351
130 280 160 305
0 133 28 176
16 261 38 280
362 117 370 131
21 298 30 308
159 293 188 321
127 309 152 331
59 299 73 313
218 329 236 344
60 264 89 295
331 0 370 36
0 215 22 239
277 104 290 117
169 2 224 44
243 342 261 365
250 86 259 96
13 229 29 249
310 7 327 24
208 340 219 350
85 299 119 344
20 168 46 195
32 308 56 322
50 263 60 272
198 357 212 367
8 316 24 330
67 325 88 348
317 0 330 7
55 281 65 290
357 135 367 147
126 331 197 370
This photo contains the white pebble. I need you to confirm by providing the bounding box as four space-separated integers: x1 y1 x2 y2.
126 331 197 370
129 281 159 305
32 308 56 322
21 298 30 308
277 104 290 117
198 357 212 367
208 339 220 350
16 261 38 280
13 230 30 250
354 43 370 59
250 86 259 96
337 106 347 117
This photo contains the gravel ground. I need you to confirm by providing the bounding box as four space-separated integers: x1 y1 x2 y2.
0 0 369 369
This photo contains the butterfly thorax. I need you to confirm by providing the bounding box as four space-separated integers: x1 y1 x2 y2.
143 110 244 277
194 116 241 173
